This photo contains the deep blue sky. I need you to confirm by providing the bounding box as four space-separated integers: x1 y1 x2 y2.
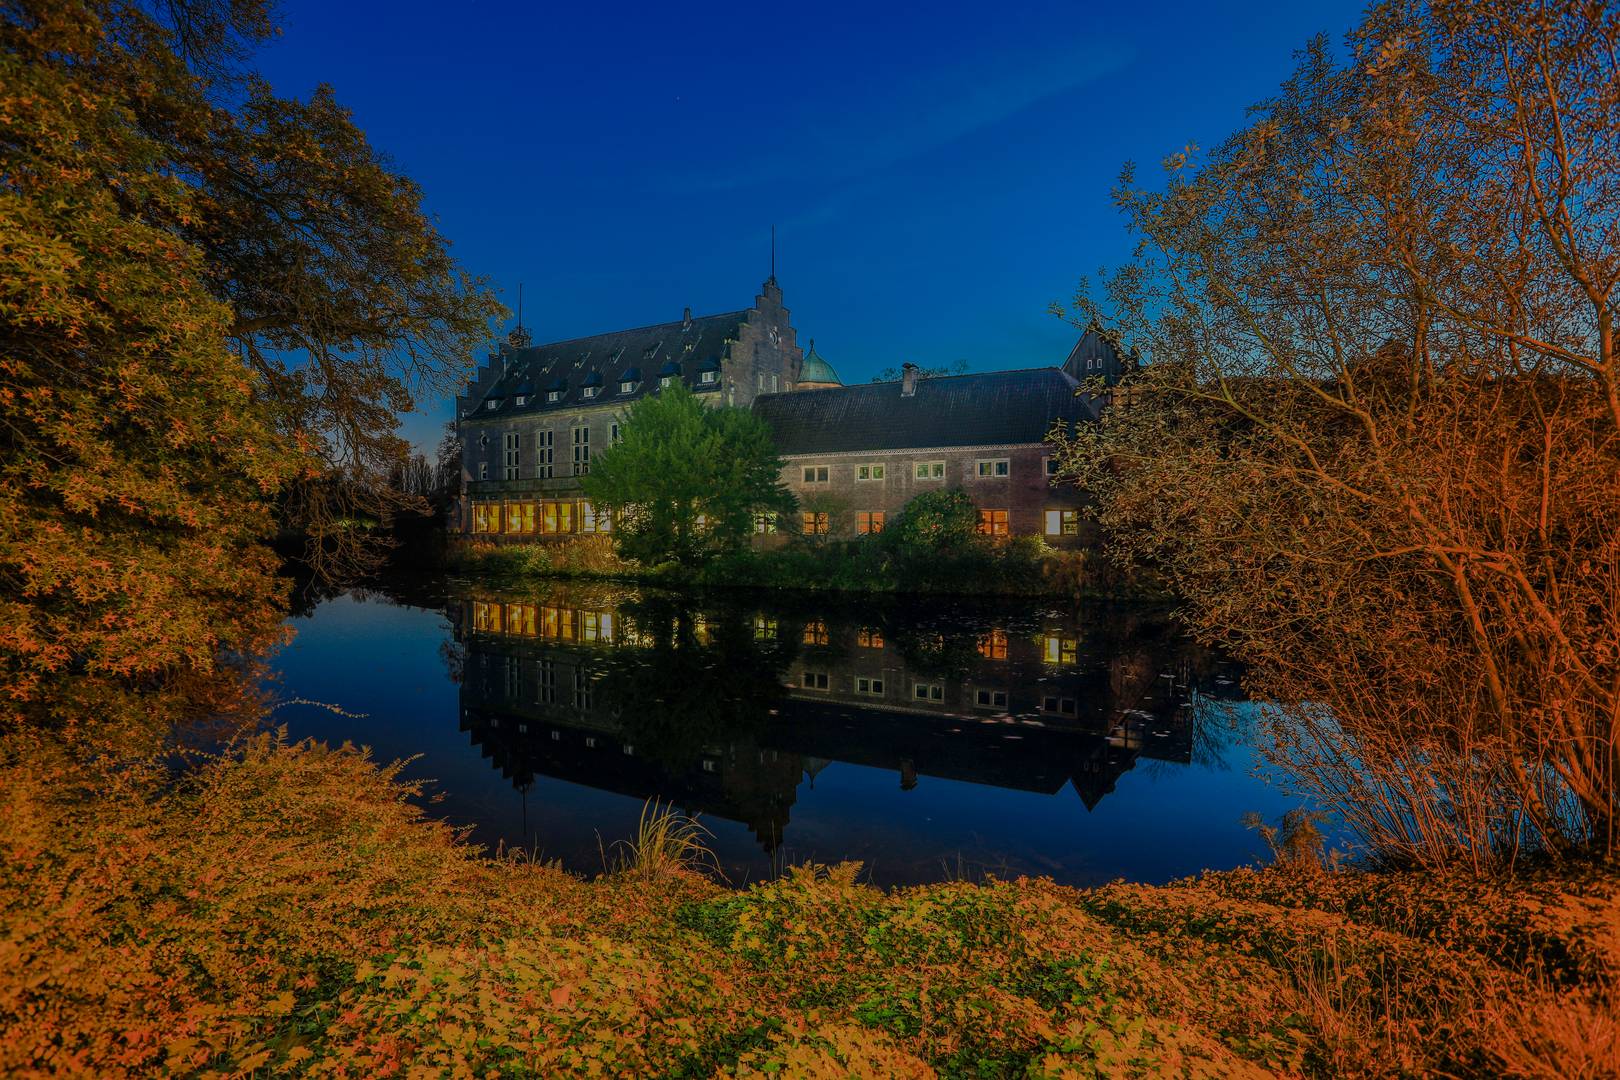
254 0 1367 450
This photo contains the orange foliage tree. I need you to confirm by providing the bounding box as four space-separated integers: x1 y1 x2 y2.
1053 1 1620 867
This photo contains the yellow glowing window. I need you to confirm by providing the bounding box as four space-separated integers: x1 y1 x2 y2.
977 509 1009 536
856 511 885 534
803 620 829 646
754 616 778 640
507 604 536 636
857 629 883 648
1043 635 1078 665
978 629 1008 660
801 511 829 535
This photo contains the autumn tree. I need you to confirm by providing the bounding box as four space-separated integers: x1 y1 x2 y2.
0 7 299 729
1053 0 1620 866
1 0 497 724
582 384 794 568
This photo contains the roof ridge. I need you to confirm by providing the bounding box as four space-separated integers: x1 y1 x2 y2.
513 309 751 352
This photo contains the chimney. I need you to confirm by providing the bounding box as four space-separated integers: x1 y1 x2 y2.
682 306 692 328
901 362 919 397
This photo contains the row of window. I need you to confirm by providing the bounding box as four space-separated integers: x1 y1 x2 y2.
755 507 1079 538
479 424 621 481
470 499 611 536
798 458 1028 485
793 673 1076 714
493 371 719 411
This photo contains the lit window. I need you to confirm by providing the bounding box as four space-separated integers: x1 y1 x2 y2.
856 464 885 481
856 511 885 534
1043 635 1078 664
978 509 1009 536
978 629 1008 660
700 370 717 384
914 461 946 480
802 620 829 645
914 682 944 702
976 458 1010 478
1044 509 1079 536
801 466 829 484
754 616 778 640
801 511 830 535
857 629 883 648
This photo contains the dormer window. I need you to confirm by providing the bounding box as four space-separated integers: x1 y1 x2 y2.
582 386 597 399
620 381 636 394
515 395 527 406
699 370 717 385
485 400 497 410
547 390 561 403
660 376 674 389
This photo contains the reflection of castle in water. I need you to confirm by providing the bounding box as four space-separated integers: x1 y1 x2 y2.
454 590 1239 856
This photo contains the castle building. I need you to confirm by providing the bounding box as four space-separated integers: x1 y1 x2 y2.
454 274 1133 543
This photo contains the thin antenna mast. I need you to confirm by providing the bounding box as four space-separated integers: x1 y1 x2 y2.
770 225 776 282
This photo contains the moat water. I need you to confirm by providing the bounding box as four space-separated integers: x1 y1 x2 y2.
266 577 1307 887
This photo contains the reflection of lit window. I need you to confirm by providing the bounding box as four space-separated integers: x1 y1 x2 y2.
978 629 1008 660
802 620 829 646
800 671 830 690
857 629 883 648
1041 696 1078 716
974 688 1009 709
855 677 885 696
1043 635 1077 664
507 603 536 636
584 736 597 748
754 616 778 640
581 611 611 642
550 730 561 741
702 758 718 773
914 682 944 702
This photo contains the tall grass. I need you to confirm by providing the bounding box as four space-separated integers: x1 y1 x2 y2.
603 798 720 880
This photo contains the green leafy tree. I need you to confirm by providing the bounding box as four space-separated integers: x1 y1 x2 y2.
888 489 982 558
582 384 794 567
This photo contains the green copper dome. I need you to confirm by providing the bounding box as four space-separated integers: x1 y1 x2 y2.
798 339 841 386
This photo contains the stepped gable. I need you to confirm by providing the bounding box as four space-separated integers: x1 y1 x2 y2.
751 367 1099 455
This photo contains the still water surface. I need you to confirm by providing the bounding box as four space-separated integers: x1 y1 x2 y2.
268 578 1303 887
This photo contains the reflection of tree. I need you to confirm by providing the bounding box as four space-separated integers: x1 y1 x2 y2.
593 595 794 770
438 638 466 685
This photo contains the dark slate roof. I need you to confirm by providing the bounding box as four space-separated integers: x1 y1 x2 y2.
468 310 747 418
751 368 1099 455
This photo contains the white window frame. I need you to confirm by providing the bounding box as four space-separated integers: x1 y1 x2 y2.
515 394 527 406
913 682 944 702
699 370 717 384
536 430 553 479
975 458 1010 478
914 460 945 480
546 389 561 403
503 431 521 480
1044 509 1079 537
582 386 597 399
855 464 885 481
855 676 885 696
801 465 829 484
620 380 636 394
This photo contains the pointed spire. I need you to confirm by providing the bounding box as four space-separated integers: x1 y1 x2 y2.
768 225 777 286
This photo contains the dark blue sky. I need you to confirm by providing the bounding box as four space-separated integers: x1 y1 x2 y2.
255 0 1366 450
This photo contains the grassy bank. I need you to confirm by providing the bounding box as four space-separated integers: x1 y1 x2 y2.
445 536 1164 600
3 733 1613 1077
